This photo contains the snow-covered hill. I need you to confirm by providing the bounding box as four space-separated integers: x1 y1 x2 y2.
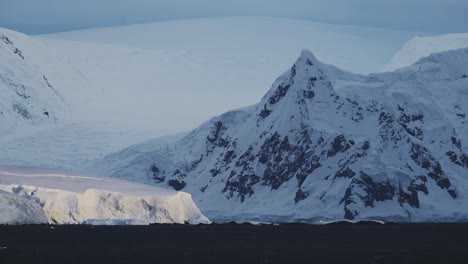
381 33 468 72
0 165 209 225
0 28 67 135
89 48 468 222
0 27 159 170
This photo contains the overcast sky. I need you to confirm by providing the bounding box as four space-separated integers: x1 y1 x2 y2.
1 0 467 34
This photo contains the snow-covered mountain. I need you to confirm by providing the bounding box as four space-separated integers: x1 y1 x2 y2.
0 165 209 225
381 33 468 72
90 47 468 222
0 28 68 135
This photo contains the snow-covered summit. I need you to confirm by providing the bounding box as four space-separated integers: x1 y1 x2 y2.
0 165 209 225
381 33 468 72
89 47 468 223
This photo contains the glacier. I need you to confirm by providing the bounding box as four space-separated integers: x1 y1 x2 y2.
0 165 209 225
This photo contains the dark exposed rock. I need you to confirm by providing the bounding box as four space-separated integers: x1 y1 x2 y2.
461 154 468 168
446 151 467 168
341 187 354 206
210 168 220 177
189 155 204 172
411 113 424 122
168 179 186 191
207 121 225 144
409 176 429 195
1 35 25 59
221 145 263 202
378 112 404 144
223 173 260 202
14 48 24 60
398 183 420 208
206 121 229 150
12 104 30 119
334 167 356 179
346 98 358 106
410 143 435 171
150 165 165 183
268 84 290 105
341 173 395 208
358 174 395 207
344 208 357 220
294 189 309 203
396 175 432 208
328 135 351 157
259 104 272 119
302 90 315 99
362 141 370 150
352 111 363 122
451 136 462 149
11 83 30 99
1 34 13 45
258 132 322 190
401 124 423 140
297 161 320 187
258 133 281 164
396 109 424 140
172 169 187 179
447 151 457 162
235 147 256 167
43 76 53 88
223 150 236 164
410 143 456 198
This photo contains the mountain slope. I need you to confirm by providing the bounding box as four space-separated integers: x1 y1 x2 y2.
90 47 468 222
381 33 468 72
0 27 68 135
0 165 209 225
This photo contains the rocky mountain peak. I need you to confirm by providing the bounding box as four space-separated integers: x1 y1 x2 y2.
91 47 468 223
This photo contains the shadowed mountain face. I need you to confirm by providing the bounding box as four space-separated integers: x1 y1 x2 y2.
92 48 468 222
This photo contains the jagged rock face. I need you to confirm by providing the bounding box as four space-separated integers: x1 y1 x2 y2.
0 29 65 134
93 49 468 222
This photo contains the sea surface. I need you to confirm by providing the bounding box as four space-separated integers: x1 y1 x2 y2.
0 223 467 263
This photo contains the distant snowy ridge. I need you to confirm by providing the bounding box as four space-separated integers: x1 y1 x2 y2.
0 27 68 135
381 33 468 72
0 165 209 225
90 47 468 223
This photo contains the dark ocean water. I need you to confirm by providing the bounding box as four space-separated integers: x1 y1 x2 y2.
0 223 467 264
